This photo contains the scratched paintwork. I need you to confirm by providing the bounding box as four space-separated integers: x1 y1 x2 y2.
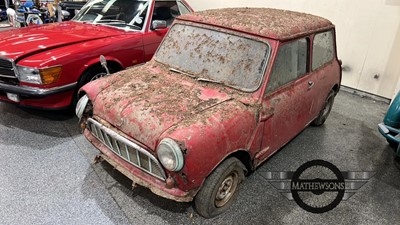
80 7 341 203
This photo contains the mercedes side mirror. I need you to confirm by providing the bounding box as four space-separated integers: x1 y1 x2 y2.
152 20 167 30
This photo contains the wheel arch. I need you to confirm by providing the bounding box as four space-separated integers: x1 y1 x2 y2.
332 83 340 94
226 150 253 175
73 58 123 106
77 59 123 86
200 149 252 182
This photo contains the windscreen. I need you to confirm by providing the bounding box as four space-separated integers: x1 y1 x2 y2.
73 0 149 30
155 24 270 92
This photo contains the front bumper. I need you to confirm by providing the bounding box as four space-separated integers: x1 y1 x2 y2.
0 82 77 109
378 123 400 156
0 82 77 98
84 128 197 202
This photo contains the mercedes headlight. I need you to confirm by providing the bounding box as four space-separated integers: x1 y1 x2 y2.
16 65 62 85
157 138 184 171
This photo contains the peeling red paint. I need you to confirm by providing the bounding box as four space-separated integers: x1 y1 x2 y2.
92 60 245 150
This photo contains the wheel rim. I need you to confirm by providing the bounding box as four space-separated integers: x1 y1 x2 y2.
90 72 107 81
215 171 239 208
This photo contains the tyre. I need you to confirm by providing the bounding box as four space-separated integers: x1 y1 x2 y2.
387 136 399 149
311 90 336 126
71 65 115 108
79 65 110 85
194 157 245 218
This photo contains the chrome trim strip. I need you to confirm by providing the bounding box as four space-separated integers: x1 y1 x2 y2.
0 74 17 79
87 118 166 181
0 82 77 97
0 56 17 79
378 123 389 134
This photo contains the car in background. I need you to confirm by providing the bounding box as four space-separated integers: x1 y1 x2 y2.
59 0 87 20
0 0 193 109
378 91 400 157
77 8 342 217
0 3 7 21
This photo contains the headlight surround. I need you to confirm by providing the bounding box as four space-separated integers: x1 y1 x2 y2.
76 94 89 119
16 66 41 84
16 65 62 85
157 138 184 171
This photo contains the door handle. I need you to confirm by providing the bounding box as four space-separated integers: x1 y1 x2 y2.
308 81 314 89
259 109 274 122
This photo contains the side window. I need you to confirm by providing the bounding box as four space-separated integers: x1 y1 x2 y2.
266 38 309 93
312 31 334 70
177 1 191 15
153 1 182 27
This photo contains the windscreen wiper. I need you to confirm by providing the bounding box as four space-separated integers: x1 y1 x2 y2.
169 68 222 84
169 68 196 79
196 77 222 84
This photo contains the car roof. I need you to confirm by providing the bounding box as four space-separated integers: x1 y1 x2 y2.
177 8 334 40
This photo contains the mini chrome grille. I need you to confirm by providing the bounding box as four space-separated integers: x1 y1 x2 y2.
87 118 166 181
0 58 17 79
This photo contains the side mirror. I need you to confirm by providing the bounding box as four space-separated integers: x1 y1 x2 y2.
152 20 167 30
100 55 110 75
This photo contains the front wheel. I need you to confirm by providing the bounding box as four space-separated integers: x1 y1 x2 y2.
194 157 245 218
71 65 115 108
311 90 336 126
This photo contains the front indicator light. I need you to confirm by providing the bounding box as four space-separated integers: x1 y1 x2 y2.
39 66 62 85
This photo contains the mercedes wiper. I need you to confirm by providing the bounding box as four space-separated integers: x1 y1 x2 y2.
95 19 126 23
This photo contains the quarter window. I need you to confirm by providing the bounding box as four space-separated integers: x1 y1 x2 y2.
152 1 183 27
266 38 309 93
312 31 334 70
177 1 191 15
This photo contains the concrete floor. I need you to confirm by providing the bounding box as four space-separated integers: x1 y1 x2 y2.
0 90 399 225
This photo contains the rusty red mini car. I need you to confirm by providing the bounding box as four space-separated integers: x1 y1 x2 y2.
77 8 342 217
0 0 192 109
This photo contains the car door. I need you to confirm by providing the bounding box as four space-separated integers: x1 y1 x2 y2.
255 37 317 163
142 0 192 61
310 30 339 116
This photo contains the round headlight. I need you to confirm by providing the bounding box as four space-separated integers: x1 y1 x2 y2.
76 94 89 119
157 138 184 171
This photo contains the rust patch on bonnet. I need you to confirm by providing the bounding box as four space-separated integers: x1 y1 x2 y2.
92 61 249 150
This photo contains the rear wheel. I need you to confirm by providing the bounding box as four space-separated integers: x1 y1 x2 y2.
311 90 336 126
194 157 245 218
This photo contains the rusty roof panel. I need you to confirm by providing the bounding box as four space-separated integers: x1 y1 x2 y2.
177 8 334 40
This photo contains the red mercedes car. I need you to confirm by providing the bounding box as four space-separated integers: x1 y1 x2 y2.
0 0 192 109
